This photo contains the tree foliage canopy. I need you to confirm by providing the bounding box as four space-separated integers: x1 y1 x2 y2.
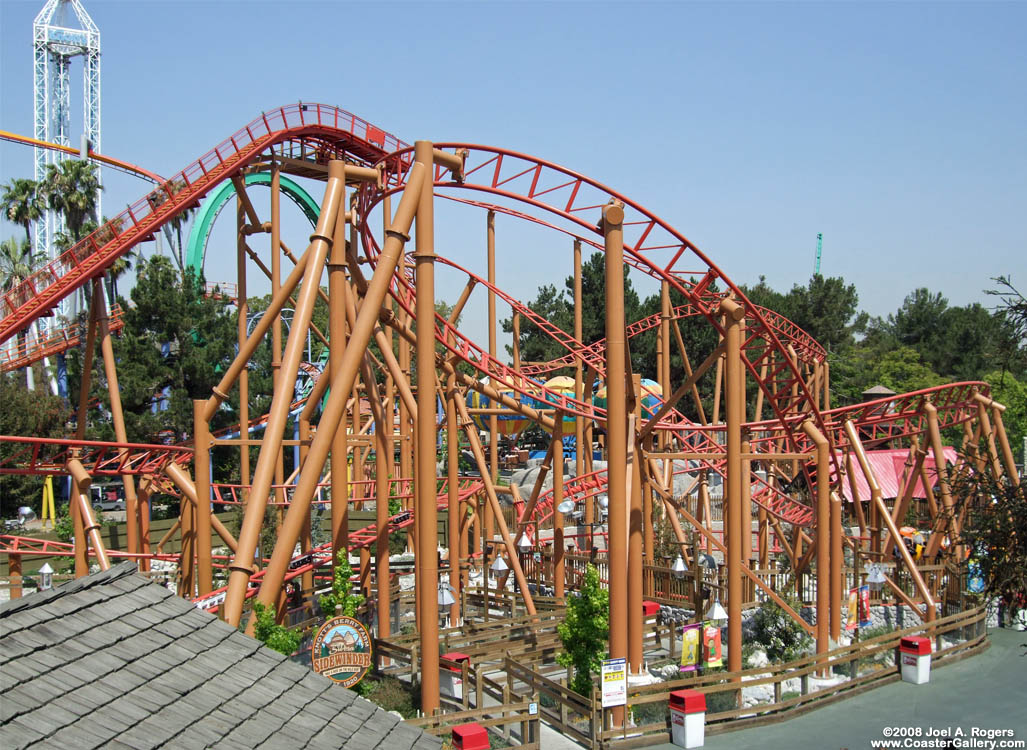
557 563 609 696
0 374 70 516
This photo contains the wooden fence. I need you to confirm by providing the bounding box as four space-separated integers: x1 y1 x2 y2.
595 604 988 749
408 700 542 749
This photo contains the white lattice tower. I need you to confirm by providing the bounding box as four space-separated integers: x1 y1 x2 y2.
32 0 101 271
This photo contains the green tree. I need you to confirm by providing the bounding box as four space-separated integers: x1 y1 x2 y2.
982 370 1027 458
557 563 609 696
783 275 867 352
0 236 49 387
502 251 643 372
40 160 102 243
319 552 365 617
1 178 45 245
0 237 45 293
69 255 235 446
748 593 813 663
0 373 70 516
830 344 947 403
987 275 1027 377
889 288 949 352
252 602 302 656
954 463 1027 605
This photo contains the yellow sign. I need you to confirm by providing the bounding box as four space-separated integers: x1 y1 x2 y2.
680 623 701 672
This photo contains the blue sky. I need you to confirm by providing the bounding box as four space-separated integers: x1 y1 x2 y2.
2 1 1024 350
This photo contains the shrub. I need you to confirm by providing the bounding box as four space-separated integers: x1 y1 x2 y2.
361 676 418 718
556 564 609 696
252 602 301 656
704 689 739 714
748 596 812 664
630 697 668 727
319 552 365 617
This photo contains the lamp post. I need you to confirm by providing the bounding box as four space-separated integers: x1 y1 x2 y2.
38 562 54 591
490 553 508 615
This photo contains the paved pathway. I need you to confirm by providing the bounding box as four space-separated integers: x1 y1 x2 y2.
643 627 1026 750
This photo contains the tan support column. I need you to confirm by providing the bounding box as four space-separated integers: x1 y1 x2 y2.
722 298 745 677
164 463 238 552
801 420 831 669
330 187 350 566
830 489 842 642
924 402 959 558
193 400 213 595
375 394 391 643
138 477 152 572
246 162 425 629
270 164 287 516
9 554 21 599
447 379 461 626
629 377 644 675
990 402 1020 486
298 417 314 601
486 209 498 555
603 201 628 727
574 240 588 552
553 413 565 600
454 395 537 616
222 162 345 626
71 283 101 577
414 141 441 715
236 194 250 494
96 279 140 562
845 421 936 622
67 459 111 571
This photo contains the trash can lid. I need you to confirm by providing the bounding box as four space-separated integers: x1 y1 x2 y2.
452 722 490 750
899 636 931 655
669 689 706 713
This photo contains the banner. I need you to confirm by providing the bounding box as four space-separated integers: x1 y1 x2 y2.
680 623 702 672
702 622 722 669
858 585 872 628
847 588 859 631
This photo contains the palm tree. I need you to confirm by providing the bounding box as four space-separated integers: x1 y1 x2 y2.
41 160 102 243
0 236 47 387
1 178 45 246
0 236 45 292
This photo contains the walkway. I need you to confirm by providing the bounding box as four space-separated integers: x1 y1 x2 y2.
648 627 1026 750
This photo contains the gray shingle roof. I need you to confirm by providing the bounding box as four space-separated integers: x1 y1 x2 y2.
1 562 441 750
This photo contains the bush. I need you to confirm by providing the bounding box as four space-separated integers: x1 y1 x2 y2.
704 689 739 714
856 624 896 668
630 698 668 727
360 676 418 718
556 564 609 696
748 596 812 664
252 602 301 656
318 552 364 618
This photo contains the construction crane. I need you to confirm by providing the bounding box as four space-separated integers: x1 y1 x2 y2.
813 232 823 276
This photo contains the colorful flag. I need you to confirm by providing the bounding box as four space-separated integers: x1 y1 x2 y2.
680 623 702 672
703 623 722 668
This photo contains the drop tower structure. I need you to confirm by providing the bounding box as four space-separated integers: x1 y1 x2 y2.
32 0 101 293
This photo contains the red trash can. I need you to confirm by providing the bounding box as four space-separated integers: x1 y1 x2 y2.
452 722 490 750
899 636 931 685
669 689 706 748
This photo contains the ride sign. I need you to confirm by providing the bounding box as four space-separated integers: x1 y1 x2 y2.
311 616 373 688
601 657 627 708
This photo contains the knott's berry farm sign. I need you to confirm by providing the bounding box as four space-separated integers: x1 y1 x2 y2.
311 615 373 688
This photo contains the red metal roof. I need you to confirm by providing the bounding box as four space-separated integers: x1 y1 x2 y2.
836 447 957 502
